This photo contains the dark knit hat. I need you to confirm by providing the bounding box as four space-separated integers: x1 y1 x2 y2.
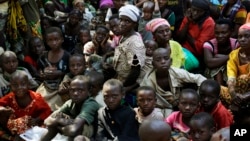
192 0 210 11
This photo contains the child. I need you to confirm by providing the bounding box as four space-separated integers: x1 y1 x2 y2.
0 51 38 97
138 0 160 41
84 25 113 57
96 79 140 141
189 112 216 141
0 71 51 140
137 40 157 83
24 36 46 80
108 14 121 48
36 26 70 111
210 127 230 141
141 48 206 117
40 75 100 140
199 79 233 130
74 27 92 55
87 71 106 107
165 89 200 141
58 54 86 103
134 86 164 123
139 119 172 141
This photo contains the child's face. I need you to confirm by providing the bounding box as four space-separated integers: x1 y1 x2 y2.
46 32 64 50
190 119 214 141
145 41 157 56
69 79 89 104
42 19 51 31
152 49 172 71
238 28 250 49
95 28 108 43
79 30 91 44
199 86 219 112
142 7 153 21
103 84 123 110
154 25 172 44
158 0 167 9
214 24 231 45
69 56 85 76
11 75 29 98
2 54 18 74
75 2 85 12
31 38 45 55
109 18 120 36
137 89 156 116
178 92 199 118
69 14 80 26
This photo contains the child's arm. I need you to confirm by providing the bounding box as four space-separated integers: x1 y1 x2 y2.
154 0 159 14
135 0 148 7
60 118 86 137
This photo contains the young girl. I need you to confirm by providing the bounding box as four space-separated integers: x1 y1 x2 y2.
73 27 92 55
58 54 86 103
165 89 200 141
24 36 46 80
134 86 164 123
0 71 51 140
36 27 70 111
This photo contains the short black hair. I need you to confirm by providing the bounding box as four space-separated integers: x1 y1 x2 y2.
45 26 63 38
87 70 105 86
71 75 91 90
96 25 109 33
103 79 123 93
215 18 234 30
136 86 156 97
199 79 220 97
109 14 119 21
70 53 86 65
191 112 215 129
180 88 199 100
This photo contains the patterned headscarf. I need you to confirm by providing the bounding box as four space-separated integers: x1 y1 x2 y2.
145 18 170 33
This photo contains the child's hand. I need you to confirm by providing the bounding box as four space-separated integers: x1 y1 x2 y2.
62 81 70 89
28 117 41 126
101 34 110 48
93 34 99 47
0 106 13 116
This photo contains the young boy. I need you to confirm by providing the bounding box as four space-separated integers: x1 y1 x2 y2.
139 119 172 141
40 75 100 140
138 0 160 41
141 48 206 117
58 54 86 103
87 71 106 107
0 71 51 140
165 89 200 141
189 112 216 141
96 79 140 141
199 79 233 130
0 51 38 97
134 86 163 123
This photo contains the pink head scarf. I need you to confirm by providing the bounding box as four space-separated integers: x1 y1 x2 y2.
239 23 250 31
146 18 170 33
100 0 113 9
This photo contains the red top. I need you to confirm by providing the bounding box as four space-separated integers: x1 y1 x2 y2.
0 90 51 120
24 56 38 69
179 16 215 58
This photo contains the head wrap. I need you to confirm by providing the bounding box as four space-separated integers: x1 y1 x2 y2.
119 4 140 22
239 23 250 30
192 0 210 11
100 0 113 9
145 18 170 33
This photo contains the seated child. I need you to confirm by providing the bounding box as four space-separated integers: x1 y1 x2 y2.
165 89 200 141
0 51 38 97
210 127 230 141
96 79 140 141
24 36 46 81
40 75 100 140
36 27 70 111
0 71 51 140
108 14 121 48
139 119 172 141
87 71 106 107
140 48 206 117
199 80 233 130
134 86 164 123
137 40 157 83
58 54 86 103
74 27 92 55
189 112 216 141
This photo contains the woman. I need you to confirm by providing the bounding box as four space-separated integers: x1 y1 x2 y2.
112 4 146 106
226 23 250 125
146 18 185 69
